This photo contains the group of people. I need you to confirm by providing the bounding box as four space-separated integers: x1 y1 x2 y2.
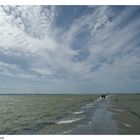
101 94 106 99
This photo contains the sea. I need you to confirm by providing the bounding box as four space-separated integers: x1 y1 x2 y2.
0 94 99 134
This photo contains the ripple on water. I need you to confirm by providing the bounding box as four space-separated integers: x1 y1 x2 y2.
57 116 85 124
73 111 84 115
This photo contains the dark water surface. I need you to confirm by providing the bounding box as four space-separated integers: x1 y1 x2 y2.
0 94 99 134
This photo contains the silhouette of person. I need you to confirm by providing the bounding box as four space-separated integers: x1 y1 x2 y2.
101 94 103 99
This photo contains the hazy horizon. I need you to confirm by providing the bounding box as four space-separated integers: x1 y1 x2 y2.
0 6 140 94
0 92 139 95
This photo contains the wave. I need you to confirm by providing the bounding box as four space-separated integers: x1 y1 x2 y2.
57 116 85 124
81 97 102 109
61 130 72 134
110 109 124 112
82 103 94 109
73 111 84 115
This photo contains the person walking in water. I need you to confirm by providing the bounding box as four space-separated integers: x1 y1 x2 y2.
101 94 106 100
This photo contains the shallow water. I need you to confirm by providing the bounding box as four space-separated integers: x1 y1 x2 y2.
69 98 118 134
0 94 98 134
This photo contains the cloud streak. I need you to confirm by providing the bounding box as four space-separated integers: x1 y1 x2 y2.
0 6 140 93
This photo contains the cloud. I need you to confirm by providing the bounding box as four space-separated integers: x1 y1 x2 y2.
0 6 59 77
0 6 140 93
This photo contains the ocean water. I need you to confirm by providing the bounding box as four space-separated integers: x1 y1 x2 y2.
0 94 99 134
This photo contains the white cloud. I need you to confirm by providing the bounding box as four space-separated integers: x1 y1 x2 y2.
0 6 140 93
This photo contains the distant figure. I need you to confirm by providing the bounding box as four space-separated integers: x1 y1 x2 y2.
101 94 104 99
101 94 106 100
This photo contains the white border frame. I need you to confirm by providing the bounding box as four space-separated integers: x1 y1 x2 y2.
0 1 139 140
0 0 140 5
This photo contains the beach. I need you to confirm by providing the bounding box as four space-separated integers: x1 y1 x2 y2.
110 94 140 134
0 94 140 134
69 94 140 135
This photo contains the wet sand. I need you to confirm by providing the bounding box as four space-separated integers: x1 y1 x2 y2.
68 94 140 135
110 94 140 134
0 94 139 134
69 96 118 134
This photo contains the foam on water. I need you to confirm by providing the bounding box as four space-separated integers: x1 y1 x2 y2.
73 111 84 115
82 103 94 109
61 130 72 134
81 97 102 109
57 116 85 124
111 109 124 112
122 122 131 128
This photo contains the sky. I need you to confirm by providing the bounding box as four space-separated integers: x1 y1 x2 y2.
0 6 140 94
